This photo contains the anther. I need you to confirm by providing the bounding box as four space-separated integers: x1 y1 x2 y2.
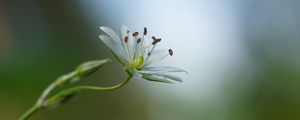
152 38 161 45
152 36 156 40
127 30 130 33
124 36 128 43
168 49 173 56
133 32 139 37
137 38 141 43
156 38 161 42
143 27 147 35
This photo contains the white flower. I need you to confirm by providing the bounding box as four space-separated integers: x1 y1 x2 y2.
99 26 186 83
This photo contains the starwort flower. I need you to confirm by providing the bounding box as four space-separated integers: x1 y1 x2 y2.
19 26 187 120
99 26 187 83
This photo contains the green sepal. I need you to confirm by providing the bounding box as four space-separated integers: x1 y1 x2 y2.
76 59 111 78
43 88 80 109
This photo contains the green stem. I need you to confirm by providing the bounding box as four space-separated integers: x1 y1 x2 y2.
37 72 77 105
19 75 132 120
19 104 41 120
45 75 133 104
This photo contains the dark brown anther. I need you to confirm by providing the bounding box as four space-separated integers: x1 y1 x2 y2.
152 36 156 40
168 49 173 56
133 32 139 37
152 38 161 45
143 27 147 35
137 38 141 43
152 41 156 45
124 36 128 43
156 38 161 42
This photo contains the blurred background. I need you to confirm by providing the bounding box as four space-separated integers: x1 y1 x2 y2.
1 0 300 120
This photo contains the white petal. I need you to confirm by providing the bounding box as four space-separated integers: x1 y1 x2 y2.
120 25 136 60
100 26 130 63
140 66 187 74
142 72 183 82
100 26 122 43
120 25 128 38
134 36 143 58
142 74 173 83
99 35 129 65
120 25 131 60
127 34 136 60
157 73 183 82
143 49 169 67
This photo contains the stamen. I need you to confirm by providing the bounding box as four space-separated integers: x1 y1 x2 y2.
152 36 156 40
168 49 173 56
133 32 139 37
124 36 128 43
144 27 147 35
127 30 130 33
148 45 157 56
152 38 161 45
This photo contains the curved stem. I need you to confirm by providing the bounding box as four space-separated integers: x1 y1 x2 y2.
45 75 132 104
74 75 132 91
19 75 132 120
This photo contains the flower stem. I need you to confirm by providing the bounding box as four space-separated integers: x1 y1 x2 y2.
37 72 77 106
19 104 41 120
44 75 133 105
19 74 132 120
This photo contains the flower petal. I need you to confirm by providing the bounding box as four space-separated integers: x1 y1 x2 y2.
142 74 173 83
100 26 122 45
120 26 131 59
143 49 169 67
141 66 188 74
127 35 136 60
120 25 135 60
157 73 183 82
99 35 129 65
142 73 183 82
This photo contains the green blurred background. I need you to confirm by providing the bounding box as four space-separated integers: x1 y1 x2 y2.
1 0 300 120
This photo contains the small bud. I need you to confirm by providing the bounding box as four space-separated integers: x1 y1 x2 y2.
133 32 139 37
76 59 111 77
168 49 173 56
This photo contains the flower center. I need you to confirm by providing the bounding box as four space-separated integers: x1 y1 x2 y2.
131 55 144 70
